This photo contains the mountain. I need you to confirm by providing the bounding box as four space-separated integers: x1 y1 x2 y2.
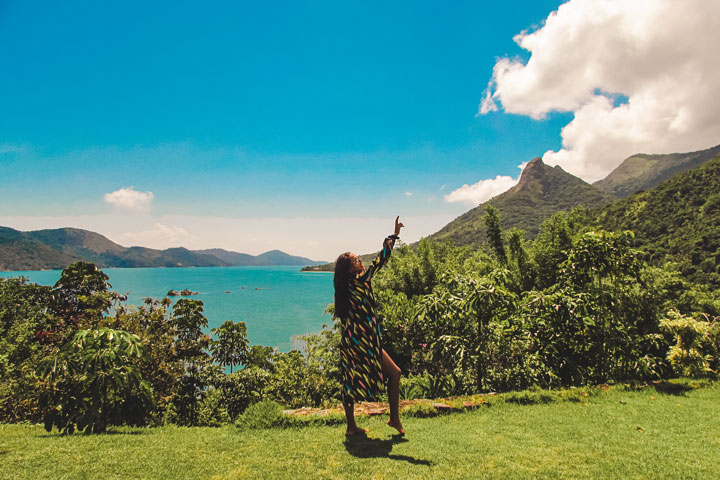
23 227 127 266
194 248 259 265
594 153 720 289
0 227 324 271
253 250 323 266
0 227 82 271
429 157 616 246
593 144 720 199
195 248 323 266
109 246 230 268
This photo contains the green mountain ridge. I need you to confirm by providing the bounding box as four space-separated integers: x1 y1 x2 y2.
0 227 325 271
428 156 616 246
593 144 720 198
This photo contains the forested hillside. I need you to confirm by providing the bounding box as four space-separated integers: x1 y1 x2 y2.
595 154 720 289
0 227 81 270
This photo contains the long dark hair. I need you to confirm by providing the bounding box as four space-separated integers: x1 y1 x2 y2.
334 252 354 319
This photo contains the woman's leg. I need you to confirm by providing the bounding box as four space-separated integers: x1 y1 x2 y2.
344 401 367 436
381 349 404 434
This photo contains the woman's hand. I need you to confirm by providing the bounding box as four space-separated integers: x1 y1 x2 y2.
394 216 404 237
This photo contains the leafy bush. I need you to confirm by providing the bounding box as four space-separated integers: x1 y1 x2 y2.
217 367 272 420
234 399 345 430
399 373 458 400
0 277 55 422
399 375 425 400
197 388 231 427
235 399 284 429
38 328 154 434
661 311 719 377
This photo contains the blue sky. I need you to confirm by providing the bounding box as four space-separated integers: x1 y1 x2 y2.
1 0 718 259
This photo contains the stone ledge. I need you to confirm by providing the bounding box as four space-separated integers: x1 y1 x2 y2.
283 397 489 417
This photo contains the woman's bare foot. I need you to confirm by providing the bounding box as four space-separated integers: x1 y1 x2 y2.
387 419 405 435
345 427 369 437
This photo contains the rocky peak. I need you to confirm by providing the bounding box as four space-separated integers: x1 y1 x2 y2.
513 157 547 191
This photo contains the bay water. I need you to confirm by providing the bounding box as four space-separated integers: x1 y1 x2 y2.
0 266 335 351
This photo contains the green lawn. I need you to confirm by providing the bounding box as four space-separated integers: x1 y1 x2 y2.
2 382 719 479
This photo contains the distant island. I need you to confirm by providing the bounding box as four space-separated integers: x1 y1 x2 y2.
0 227 326 271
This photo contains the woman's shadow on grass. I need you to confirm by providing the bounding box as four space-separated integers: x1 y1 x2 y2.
344 433 432 466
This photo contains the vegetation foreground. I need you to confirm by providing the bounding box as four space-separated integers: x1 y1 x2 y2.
2 381 718 480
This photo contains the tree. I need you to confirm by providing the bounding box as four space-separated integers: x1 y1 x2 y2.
507 228 534 291
0 277 55 422
531 211 579 289
109 297 182 420
168 299 211 426
455 270 517 391
52 262 118 330
484 205 507 265
38 327 153 434
211 320 249 373
562 230 652 381
171 299 210 359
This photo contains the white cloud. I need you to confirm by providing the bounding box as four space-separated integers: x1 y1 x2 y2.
405 192 413 196
444 164 526 207
120 223 191 248
104 187 154 211
479 79 498 115
480 0 720 182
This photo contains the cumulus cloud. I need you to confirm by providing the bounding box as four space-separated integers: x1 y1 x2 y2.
405 192 413 196
480 0 720 182
444 164 526 207
104 187 154 211
119 223 191 248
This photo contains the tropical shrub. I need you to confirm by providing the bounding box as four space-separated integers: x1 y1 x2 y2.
0 277 55 422
235 399 284 430
661 310 719 377
196 387 231 427
211 319 250 373
38 327 154 434
217 366 272 420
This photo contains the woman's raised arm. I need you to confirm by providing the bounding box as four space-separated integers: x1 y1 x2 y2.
360 216 404 281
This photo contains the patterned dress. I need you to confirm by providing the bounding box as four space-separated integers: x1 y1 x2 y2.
339 235 396 407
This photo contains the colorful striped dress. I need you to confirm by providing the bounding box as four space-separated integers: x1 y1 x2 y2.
339 235 397 407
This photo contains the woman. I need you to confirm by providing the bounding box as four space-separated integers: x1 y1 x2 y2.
334 216 405 436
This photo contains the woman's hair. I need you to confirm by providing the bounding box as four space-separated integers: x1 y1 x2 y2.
334 252 354 319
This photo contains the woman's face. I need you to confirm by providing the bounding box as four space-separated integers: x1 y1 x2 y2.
349 253 364 275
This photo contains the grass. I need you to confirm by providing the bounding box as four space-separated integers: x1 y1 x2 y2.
1 380 719 479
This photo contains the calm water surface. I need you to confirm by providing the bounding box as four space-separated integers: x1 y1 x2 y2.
0 266 334 351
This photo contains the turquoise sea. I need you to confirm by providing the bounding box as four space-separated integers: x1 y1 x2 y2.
0 267 334 351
